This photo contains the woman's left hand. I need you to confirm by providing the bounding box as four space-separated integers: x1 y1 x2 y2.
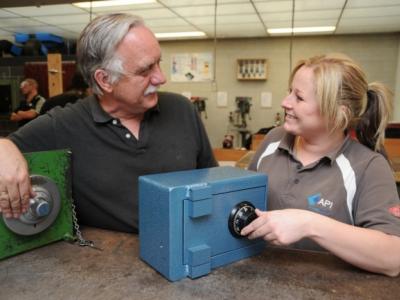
241 208 314 246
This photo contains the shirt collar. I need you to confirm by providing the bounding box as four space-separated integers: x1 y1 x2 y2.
329 134 352 163
278 131 295 154
88 95 160 124
88 95 112 123
278 130 351 165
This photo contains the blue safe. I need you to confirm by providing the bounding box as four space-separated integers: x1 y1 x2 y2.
139 166 268 281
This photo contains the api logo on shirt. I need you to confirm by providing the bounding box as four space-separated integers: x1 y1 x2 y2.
307 193 334 215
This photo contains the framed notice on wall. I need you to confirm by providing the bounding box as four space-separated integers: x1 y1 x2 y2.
171 52 213 82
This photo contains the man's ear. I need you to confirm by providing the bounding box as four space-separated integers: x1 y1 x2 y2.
94 69 113 93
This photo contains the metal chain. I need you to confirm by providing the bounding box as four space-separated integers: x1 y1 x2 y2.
70 200 84 243
70 199 101 250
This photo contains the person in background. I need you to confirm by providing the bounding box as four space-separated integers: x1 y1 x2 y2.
40 71 91 114
10 78 46 127
0 13 217 233
243 53 400 277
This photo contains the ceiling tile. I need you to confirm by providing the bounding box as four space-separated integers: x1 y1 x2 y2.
120 8 177 19
171 3 256 17
339 27 400 34
294 9 342 20
263 21 293 29
170 5 216 17
188 16 215 26
57 23 88 33
218 0 249 3
161 0 249 7
0 17 45 28
347 0 400 8
0 9 20 17
336 23 400 34
254 0 346 13
88 2 163 13
261 12 292 22
293 19 337 27
159 0 214 6
342 6 400 18
4 4 84 16
339 15 400 28
216 14 260 25
294 0 346 11
148 25 199 33
146 18 189 27
253 1 293 13
216 3 254 15
32 14 92 25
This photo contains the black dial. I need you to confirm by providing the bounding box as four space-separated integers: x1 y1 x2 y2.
228 201 257 238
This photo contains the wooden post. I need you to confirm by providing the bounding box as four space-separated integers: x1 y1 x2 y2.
47 53 63 97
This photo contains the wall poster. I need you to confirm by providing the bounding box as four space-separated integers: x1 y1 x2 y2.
171 52 213 82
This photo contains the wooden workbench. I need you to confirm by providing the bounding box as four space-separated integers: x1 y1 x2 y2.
1 227 398 300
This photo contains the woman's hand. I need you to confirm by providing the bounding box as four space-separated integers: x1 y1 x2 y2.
241 208 314 246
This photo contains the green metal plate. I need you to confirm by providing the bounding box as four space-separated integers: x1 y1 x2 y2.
0 149 74 260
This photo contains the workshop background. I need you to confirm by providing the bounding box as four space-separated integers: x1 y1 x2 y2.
0 0 399 148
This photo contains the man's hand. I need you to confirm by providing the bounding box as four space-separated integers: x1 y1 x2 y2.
10 112 18 121
0 139 33 218
241 208 313 246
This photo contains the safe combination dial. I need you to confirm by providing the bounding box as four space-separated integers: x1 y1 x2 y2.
228 201 257 238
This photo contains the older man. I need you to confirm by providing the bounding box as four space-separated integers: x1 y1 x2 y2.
0 13 217 232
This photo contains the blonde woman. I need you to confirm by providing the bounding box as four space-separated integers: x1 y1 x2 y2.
244 54 400 277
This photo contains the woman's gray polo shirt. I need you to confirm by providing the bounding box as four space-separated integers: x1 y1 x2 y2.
249 127 400 250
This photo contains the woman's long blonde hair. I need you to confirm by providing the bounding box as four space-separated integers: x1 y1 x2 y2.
290 53 393 152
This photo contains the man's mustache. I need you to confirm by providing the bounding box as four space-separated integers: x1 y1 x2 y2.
144 85 159 96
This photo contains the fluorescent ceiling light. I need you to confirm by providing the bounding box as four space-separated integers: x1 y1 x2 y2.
268 26 336 34
155 31 206 39
73 0 156 8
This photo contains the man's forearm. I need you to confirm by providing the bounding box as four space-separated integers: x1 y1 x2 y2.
14 110 38 121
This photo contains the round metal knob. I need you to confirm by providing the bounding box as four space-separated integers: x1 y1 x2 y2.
228 201 257 238
33 198 50 217
2 175 61 235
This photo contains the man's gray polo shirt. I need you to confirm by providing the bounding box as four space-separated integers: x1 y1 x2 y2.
9 92 217 232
